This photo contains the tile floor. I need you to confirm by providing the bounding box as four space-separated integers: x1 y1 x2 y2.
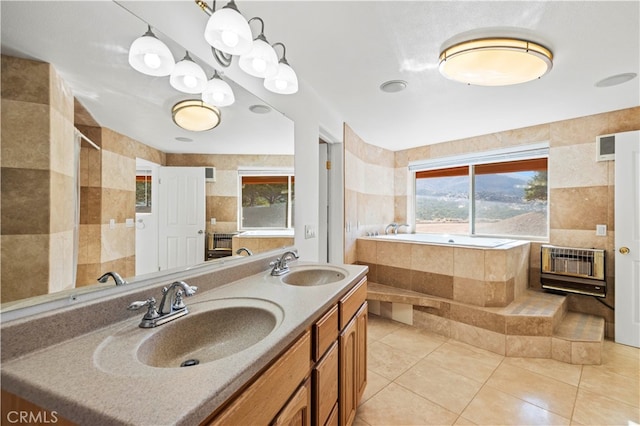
355 314 640 426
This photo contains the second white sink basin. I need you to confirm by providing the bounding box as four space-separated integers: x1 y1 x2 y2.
281 266 347 286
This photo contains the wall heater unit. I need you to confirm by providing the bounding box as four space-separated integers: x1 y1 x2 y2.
540 245 606 297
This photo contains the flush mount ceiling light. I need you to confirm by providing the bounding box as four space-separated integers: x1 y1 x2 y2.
170 52 208 94
202 70 235 106
128 25 175 76
439 37 553 86
172 100 221 131
264 43 298 94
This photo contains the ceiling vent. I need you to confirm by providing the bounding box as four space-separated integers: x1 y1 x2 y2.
596 134 615 161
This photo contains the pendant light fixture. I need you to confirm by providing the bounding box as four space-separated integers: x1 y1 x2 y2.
238 17 278 78
169 52 207 94
128 25 175 76
202 71 235 106
172 100 221 131
264 43 298 94
202 0 253 56
439 37 553 86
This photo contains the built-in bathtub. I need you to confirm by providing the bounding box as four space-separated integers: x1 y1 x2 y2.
373 233 515 248
357 233 530 308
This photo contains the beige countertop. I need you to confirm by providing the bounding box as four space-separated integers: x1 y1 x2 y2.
1 261 368 425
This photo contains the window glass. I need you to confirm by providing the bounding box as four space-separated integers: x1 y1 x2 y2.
135 169 152 213
240 175 294 229
415 170 469 234
474 167 548 237
414 158 548 238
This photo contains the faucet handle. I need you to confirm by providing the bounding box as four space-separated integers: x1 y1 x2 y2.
128 297 160 320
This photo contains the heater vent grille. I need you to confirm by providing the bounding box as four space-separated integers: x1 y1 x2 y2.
540 245 606 297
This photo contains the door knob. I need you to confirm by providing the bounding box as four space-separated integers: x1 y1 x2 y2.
198 230 204 234
619 247 630 255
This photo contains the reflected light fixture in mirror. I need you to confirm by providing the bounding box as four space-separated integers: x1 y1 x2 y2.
202 70 235 106
439 37 553 86
172 100 221 131
170 52 208 93
128 25 175 76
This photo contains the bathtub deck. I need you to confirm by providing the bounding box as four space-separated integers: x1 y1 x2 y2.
367 282 604 364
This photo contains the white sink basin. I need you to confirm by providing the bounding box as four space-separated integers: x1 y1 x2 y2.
94 298 284 372
281 266 347 286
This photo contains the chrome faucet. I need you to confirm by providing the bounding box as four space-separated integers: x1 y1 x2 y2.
270 250 299 276
127 281 198 328
97 271 127 286
385 223 398 235
396 223 410 234
236 247 253 256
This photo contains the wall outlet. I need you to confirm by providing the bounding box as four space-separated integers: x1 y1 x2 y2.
304 225 316 239
596 224 607 236
125 218 134 228
210 218 216 225
109 219 116 229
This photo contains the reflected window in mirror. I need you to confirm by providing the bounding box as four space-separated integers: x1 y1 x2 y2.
136 169 153 214
240 171 294 230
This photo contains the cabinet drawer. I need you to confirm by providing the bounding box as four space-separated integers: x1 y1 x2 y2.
339 277 367 329
313 304 338 361
207 331 311 425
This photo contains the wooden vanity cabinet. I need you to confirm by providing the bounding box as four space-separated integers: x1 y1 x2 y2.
205 276 368 426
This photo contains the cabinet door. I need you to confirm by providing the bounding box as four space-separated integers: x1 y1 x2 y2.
355 302 368 404
339 316 357 426
313 342 338 426
272 379 311 426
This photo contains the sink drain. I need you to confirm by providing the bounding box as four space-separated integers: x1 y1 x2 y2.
180 359 200 367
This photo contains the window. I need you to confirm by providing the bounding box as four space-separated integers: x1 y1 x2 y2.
239 171 294 229
136 169 152 213
412 144 548 238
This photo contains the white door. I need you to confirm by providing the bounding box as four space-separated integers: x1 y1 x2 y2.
158 167 205 271
135 159 159 275
615 130 640 348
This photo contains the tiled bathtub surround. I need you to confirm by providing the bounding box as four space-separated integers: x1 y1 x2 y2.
346 106 640 338
357 238 530 307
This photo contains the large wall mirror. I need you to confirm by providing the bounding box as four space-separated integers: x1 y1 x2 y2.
1 1 294 315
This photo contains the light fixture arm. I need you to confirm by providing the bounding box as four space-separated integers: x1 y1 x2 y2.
195 0 214 15
271 42 289 65
247 17 267 42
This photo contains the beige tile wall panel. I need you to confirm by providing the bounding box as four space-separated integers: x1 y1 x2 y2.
1 55 50 104
550 114 609 147
49 230 75 294
49 171 75 233
453 247 485 280
1 235 49 302
549 186 609 230
207 170 238 197
207 196 237 222
376 240 412 269
100 223 134 263
1 168 50 235
410 244 454 275
1 100 50 170
101 151 135 191
549 144 608 189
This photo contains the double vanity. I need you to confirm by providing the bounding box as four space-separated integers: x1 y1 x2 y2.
1 249 368 425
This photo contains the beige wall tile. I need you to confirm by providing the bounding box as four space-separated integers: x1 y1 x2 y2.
449 303 505 334
50 171 75 232
549 144 608 189
413 308 451 337
1 55 50 104
411 244 454 274
376 241 412 269
550 113 609 147
1 100 51 170
1 168 51 235
449 321 506 355
571 341 602 365
1 234 50 302
506 335 552 358
453 277 486 306
454 247 485 280
356 239 377 264
484 250 507 281
49 229 75 293
550 186 608 230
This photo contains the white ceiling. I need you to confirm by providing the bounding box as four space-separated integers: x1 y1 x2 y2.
2 1 639 154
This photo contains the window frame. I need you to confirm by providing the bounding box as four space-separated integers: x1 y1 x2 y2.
237 168 295 231
409 143 549 240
